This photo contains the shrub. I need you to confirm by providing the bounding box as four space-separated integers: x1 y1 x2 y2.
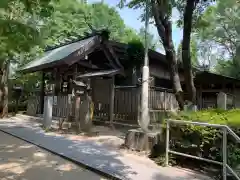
169 109 240 127
7 103 27 113
154 109 240 177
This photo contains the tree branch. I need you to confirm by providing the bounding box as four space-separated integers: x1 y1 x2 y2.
221 22 238 49
214 38 235 58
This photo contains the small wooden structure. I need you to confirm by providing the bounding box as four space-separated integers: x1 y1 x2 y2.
22 30 178 126
194 71 240 109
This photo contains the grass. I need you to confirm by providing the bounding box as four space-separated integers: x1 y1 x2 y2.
169 109 240 127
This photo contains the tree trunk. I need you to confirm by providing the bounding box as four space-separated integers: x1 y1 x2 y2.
0 61 9 118
166 47 184 110
182 0 196 105
40 72 45 114
151 1 184 110
163 22 184 110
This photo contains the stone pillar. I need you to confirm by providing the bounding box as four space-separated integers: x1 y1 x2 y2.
217 92 227 110
43 96 53 128
75 95 81 133
79 90 92 132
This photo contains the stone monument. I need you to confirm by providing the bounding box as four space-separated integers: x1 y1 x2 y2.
124 105 162 152
217 92 227 110
43 96 53 128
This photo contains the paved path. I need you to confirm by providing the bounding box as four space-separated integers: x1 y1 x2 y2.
0 131 105 180
0 116 212 180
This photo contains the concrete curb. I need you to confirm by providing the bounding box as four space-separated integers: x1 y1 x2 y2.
0 128 122 180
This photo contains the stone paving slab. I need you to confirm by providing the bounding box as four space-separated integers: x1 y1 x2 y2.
0 116 213 180
0 131 104 180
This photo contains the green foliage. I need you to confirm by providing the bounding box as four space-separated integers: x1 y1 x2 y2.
177 37 199 66
7 102 27 113
163 109 240 172
214 59 240 79
196 0 240 76
138 27 159 50
175 0 216 29
0 0 54 59
44 0 140 46
124 39 144 70
170 109 240 126
14 1 148 93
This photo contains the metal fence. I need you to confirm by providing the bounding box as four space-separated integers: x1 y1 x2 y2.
166 119 240 180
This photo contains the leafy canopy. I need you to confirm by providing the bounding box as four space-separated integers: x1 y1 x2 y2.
0 0 54 60
196 0 240 77
14 0 157 92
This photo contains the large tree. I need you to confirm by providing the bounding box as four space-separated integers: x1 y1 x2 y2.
119 0 218 108
14 0 143 84
43 0 140 46
175 0 216 106
0 0 54 117
13 0 146 118
197 0 240 77
119 0 185 109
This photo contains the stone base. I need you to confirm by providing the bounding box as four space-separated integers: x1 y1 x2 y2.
124 129 161 152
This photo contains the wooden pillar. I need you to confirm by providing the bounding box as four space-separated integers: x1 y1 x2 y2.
72 64 78 122
40 72 45 114
54 69 61 95
109 76 115 127
233 83 236 108
222 77 227 93
199 84 202 110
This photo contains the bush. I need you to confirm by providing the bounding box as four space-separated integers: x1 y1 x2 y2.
170 109 240 127
8 103 27 113
154 109 240 177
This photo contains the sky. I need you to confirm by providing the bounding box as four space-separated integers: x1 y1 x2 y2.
88 0 183 50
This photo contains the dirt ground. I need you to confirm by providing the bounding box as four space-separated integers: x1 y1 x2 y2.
0 131 107 180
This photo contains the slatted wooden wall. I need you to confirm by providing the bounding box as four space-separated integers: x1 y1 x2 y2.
26 85 178 124
149 88 178 110
52 96 72 118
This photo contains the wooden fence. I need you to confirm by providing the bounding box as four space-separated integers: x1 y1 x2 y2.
93 86 178 123
93 86 140 123
149 88 178 110
52 96 72 118
26 86 178 124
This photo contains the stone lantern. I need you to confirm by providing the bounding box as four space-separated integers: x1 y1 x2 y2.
12 85 23 114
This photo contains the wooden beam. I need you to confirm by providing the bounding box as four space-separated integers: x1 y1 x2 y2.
109 76 115 128
201 89 222 93
233 83 236 108
105 43 124 69
199 84 202 110
54 68 61 95
72 64 78 119
40 72 45 114
102 46 118 69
